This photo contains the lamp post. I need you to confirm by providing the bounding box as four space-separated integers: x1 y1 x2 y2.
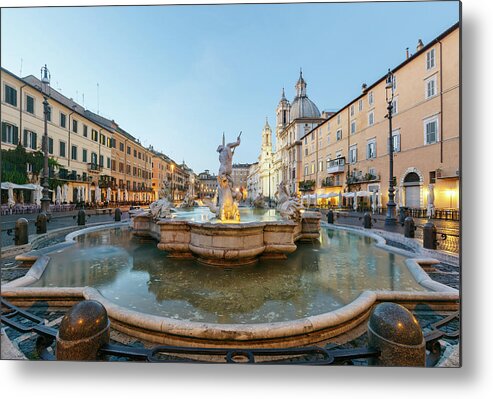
384 69 397 226
40 65 51 214
268 163 271 208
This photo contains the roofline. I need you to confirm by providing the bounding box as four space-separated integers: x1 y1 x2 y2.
299 21 459 141
0 67 113 134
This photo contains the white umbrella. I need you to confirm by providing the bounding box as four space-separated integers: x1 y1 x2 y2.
117 188 121 202
34 185 42 206
426 184 435 218
124 188 128 202
55 186 62 205
338 191 343 207
353 192 358 211
394 187 400 212
371 191 377 213
107 187 112 203
77 186 81 203
62 184 69 203
7 183 15 208
95 186 101 203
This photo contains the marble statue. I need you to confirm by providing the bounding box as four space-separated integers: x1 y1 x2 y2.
148 182 174 219
275 181 303 221
215 132 242 221
253 193 267 209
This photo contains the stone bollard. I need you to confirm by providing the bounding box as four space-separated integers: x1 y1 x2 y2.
56 300 110 361
423 220 437 250
363 212 372 229
77 209 86 226
35 212 48 234
367 302 426 367
326 209 334 224
404 216 415 238
114 207 122 222
14 218 29 245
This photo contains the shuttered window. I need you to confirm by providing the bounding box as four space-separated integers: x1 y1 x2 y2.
1 122 19 144
26 95 35 114
23 130 37 150
4 84 17 106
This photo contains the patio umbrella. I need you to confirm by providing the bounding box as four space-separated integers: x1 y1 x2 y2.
107 187 112 203
95 186 101 203
76 186 81 203
117 188 121 202
338 191 342 207
62 184 69 203
34 185 42 206
426 184 435 218
7 183 15 208
353 192 358 211
55 186 62 205
371 191 377 213
124 188 128 202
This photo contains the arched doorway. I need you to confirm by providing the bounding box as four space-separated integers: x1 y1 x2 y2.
403 172 421 208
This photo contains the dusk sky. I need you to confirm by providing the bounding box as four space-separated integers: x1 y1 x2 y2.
1 1 459 173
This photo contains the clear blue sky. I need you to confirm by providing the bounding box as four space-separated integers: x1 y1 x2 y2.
1 1 459 173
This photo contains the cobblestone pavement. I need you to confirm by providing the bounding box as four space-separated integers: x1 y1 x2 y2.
323 210 460 254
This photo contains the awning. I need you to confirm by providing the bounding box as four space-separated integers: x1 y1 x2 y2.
1 182 50 191
318 193 339 199
342 192 356 198
356 191 372 197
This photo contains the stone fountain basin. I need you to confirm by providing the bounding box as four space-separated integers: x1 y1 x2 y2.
1 222 459 349
132 211 321 266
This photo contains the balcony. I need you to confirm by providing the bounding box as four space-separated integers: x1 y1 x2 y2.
87 163 102 173
327 157 345 174
321 177 343 187
347 173 380 185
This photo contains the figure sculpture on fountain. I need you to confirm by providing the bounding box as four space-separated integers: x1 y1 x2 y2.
215 132 242 221
275 180 303 221
149 181 174 219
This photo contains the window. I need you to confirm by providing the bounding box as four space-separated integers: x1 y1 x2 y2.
336 129 342 141
336 150 342 159
350 120 356 135
72 119 78 133
46 106 52 122
100 134 106 146
425 76 437 98
83 125 88 137
392 130 401 152
134 149 137 157
366 138 376 159
59 141 66 157
337 114 341 124
391 97 398 115
393 75 397 91
4 84 17 106
119 162 124 173
349 145 357 164
127 146 131 155
429 171 436 184
311 134 315 142
368 91 374 106
111 159 116 171
350 105 354 116
92 129 98 141
23 130 37 150
305 148 308 156
82 149 88 163
311 163 315 174
358 99 363 111
1 122 19 144
368 111 374 126
99 155 104 167
71 145 77 160
426 48 435 70
60 112 66 128
120 142 124 151
107 157 111 169
318 161 323 172
26 95 35 114
424 116 439 145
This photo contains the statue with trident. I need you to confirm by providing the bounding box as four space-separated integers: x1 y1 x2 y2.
217 131 241 187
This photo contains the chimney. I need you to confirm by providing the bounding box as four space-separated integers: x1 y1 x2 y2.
361 83 368 93
406 47 409 59
416 39 424 52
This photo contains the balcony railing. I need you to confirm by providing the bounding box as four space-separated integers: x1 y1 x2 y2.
327 157 345 174
87 163 102 172
321 178 343 187
347 173 380 185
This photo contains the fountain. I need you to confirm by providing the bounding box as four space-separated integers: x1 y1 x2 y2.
133 133 322 266
1 133 458 350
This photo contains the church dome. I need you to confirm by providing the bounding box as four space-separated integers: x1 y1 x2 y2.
289 70 321 121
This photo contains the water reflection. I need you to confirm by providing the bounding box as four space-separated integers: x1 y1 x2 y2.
32 227 425 324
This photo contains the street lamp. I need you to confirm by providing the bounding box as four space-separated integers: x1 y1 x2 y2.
384 69 397 226
40 65 51 214
268 163 271 208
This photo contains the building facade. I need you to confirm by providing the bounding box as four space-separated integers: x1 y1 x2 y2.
197 170 217 199
301 23 459 211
